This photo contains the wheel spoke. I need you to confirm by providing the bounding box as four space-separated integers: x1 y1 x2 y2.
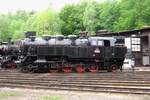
63 67 72 73
89 65 98 73
75 64 85 73
111 64 118 72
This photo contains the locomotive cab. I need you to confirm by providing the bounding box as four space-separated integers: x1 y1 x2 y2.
104 40 110 47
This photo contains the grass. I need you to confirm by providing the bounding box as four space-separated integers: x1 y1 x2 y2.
40 95 62 100
0 91 20 99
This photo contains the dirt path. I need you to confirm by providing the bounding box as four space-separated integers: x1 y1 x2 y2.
0 88 150 100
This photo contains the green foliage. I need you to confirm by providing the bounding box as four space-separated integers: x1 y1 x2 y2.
113 0 150 31
0 0 149 40
60 0 150 33
99 0 121 32
0 14 15 41
0 10 32 41
24 9 61 36
83 1 99 34
59 4 85 35
0 91 20 99
40 95 61 100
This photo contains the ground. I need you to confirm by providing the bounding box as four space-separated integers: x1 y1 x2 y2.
0 88 150 100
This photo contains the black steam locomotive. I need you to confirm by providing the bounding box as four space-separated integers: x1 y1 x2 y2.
0 39 19 68
18 31 127 73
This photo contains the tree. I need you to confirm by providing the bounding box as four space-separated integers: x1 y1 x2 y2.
113 0 150 31
59 4 84 35
0 0 150 40
83 1 98 34
0 15 12 41
0 10 32 41
24 9 61 36
98 0 121 32
59 0 108 35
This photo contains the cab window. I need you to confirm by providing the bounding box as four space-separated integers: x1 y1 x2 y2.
104 40 110 47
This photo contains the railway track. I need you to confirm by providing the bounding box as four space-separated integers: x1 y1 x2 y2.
0 69 150 95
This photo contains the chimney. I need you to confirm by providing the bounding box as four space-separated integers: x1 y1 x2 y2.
79 31 88 37
25 31 36 38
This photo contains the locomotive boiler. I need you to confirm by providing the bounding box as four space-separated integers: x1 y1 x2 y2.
18 31 127 73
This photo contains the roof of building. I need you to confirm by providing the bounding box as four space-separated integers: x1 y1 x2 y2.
96 27 150 37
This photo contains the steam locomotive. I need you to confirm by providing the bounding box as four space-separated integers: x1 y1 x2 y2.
0 39 19 68
17 31 127 73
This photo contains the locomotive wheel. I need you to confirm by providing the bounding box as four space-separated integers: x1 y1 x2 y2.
2 62 16 69
7 62 17 69
21 65 34 73
110 64 118 72
21 66 29 73
28 64 35 73
89 65 98 73
63 65 72 73
75 65 85 73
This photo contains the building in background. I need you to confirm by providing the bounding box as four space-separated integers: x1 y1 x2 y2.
96 27 150 69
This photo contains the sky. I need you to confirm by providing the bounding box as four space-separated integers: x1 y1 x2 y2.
0 0 81 13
